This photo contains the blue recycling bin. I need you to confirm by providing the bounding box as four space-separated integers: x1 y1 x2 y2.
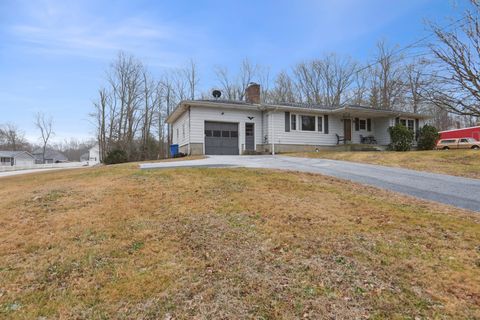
170 144 179 157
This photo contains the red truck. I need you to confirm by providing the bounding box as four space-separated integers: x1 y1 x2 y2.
438 126 480 141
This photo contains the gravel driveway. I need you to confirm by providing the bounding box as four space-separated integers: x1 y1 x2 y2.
141 155 480 212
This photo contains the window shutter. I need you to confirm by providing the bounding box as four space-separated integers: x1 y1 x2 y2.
324 115 329 134
285 112 290 132
395 117 400 125
367 118 371 132
355 118 360 131
415 118 420 140
317 116 323 132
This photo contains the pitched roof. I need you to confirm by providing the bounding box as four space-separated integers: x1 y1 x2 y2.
166 99 432 123
32 148 68 161
0 151 33 158
265 101 339 110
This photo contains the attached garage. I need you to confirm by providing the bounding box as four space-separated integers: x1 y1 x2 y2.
204 121 239 155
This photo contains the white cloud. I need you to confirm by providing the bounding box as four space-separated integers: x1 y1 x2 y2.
8 0 201 64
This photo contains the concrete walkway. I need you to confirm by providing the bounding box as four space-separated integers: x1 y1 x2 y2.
140 155 480 212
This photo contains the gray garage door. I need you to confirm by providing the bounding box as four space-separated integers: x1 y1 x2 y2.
204 121 239 155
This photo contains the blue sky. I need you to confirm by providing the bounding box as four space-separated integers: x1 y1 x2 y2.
0 0 464 142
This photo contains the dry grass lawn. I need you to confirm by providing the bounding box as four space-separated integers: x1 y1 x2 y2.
0 164 479 319
289 149 480 179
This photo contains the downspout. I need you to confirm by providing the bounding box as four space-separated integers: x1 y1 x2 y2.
188 106 191 155
270 107 278 155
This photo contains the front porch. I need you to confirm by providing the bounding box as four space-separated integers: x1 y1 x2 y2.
335 116 393 146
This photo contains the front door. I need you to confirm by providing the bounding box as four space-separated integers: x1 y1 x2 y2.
245 123 255 151
344 119 352 141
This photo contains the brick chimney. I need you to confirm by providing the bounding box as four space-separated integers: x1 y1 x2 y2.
245 82 260 104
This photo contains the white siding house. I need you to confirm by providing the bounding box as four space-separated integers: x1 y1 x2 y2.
0 151 35 166
167 84 430 155
88 144 101 164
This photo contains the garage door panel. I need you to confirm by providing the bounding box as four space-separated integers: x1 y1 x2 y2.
205 121 239 155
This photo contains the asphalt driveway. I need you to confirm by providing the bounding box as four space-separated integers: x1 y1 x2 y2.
140 155 480 212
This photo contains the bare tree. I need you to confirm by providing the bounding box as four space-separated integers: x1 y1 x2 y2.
183 59 199 100
214 66 237 100
214 58 259 101
238 58 258 100
139 70 163 160
349 69 370 105
52 138 95 161
92 88 109 161
319 54 357 106
404 59 435 113
291 54 357 106
292 60 323 104
425 1 480 117
270 71 297 103
34 112 54 164
369 41 405 109
257 65 271 103
0 123 28 151
161 73 177 156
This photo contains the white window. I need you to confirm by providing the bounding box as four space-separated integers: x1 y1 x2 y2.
176 128 179 141
291 114 297 130
182 124 185 138
400 118 415 132
359 119 366 130
301 115 316 131
407 119 414 131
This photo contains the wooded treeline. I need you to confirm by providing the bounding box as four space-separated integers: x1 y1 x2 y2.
91 1 480 161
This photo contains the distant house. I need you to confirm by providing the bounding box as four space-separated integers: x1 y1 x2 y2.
0 151 35 166
166 83 431 155
32 148 68 164
80 144 101 164
87 144 101 164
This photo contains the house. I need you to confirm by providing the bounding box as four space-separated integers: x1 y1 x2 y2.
80 145 101 164
166 83 431 155
87 144 100 164
32 148 68 164
439 126 480 141
0 151 35 166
